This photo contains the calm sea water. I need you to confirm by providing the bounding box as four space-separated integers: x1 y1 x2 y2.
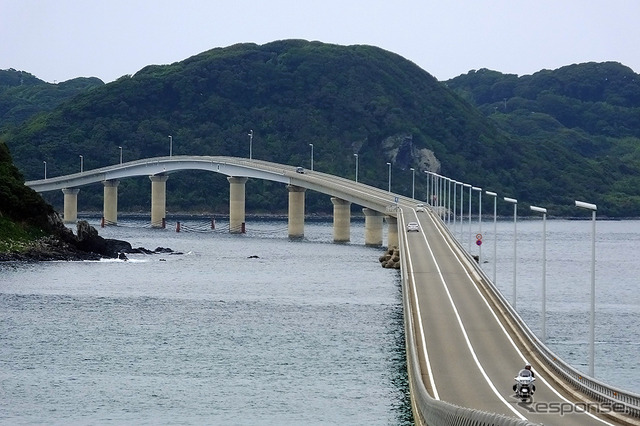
0 218 412 425
1 216 639 425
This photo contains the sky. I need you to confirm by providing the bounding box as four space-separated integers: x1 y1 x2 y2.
2 0 639 84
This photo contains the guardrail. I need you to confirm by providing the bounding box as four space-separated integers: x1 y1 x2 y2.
425 206 640 423
397 211 539 426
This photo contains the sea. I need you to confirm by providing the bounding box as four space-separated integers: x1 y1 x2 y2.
1 215 639 425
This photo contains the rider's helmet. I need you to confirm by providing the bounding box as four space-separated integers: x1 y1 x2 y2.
524 363 532 370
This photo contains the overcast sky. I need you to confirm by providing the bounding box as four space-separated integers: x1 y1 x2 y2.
2 0 639 84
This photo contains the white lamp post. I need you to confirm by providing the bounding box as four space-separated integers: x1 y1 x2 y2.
248 130 253 160
424 171 429 205
531 205 548 343
168 135 173 157
447 178 452 225
473 187 482 263
575 200 597 377
354 154 359 182
463 184 471 250
43 161 47 179
486 191 498 284
452 180 458 232
118 146 123 164
410 168 415 199
79 155 83 173
309 143 314 171
386 162 392 192
504 197 518 308
459 182 464 242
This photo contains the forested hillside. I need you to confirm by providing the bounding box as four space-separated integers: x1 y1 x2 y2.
0 70 103 129
2 41 640 217
446 62 640 215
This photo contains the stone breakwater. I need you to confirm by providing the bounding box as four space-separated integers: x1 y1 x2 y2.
379 246 400 269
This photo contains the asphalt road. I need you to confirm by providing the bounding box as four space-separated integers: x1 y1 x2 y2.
403 207 617 425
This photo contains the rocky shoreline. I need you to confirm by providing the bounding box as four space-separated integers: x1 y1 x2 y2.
0 217 173 262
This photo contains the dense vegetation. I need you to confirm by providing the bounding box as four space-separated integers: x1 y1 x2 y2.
0 140 56 251
446 62 640 216
2 41 640 218
0 69 103 129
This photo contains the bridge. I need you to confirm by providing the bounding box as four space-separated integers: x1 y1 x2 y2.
25 156 640 425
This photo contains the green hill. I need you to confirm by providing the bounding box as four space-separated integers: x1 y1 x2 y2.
2 41 640 217
446 62 640 216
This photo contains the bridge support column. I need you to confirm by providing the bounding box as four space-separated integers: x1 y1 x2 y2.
102 180 120 226
287 185 306 238
331 197 351 243
150 175 168 228
386 216 398 249
62 188 80 224
228 176 248 234
363 208 384 247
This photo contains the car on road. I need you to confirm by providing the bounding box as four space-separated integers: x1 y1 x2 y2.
296 167 305 174
406 222 420 232
416 205 426 212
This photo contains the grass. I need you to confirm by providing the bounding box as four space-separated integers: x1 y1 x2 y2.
0 216 46 253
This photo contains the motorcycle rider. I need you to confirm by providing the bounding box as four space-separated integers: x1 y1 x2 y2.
519 363 535 378
513 363 536 392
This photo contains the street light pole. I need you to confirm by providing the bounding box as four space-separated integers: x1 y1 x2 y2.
410 168 415 199
486 191 498 284
354 154 359 182
459 182 464 242
79 155 83 173
119 146 123 164
576 200 597 377
447 178 452 226
309 143 314 171
453 180 458 232
531 205 548 343
467 184 472 250
504 197 518 309
168 135 173 157
43 161 47 179
248 130 253 160
386 162 392 192
473 187 482 263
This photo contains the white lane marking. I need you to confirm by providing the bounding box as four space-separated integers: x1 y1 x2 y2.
414 213 527 420
429 217 614 425
401 212 440 400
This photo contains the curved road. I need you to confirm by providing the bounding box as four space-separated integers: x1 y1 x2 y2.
401 207 616 425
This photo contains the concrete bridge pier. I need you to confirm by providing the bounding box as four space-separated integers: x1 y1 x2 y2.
331 197 351 243
102 180 120 225
362 208 384 247
287 185 306 238
62 188 80 224
386 215 398 248
228 176 248 234
150 175 168 228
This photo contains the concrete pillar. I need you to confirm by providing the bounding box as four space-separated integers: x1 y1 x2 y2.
386 215 398 249
287 185 306 238
228 176 248 234
102 180 120 225
149 175 168 228
62 188 80 224
362 208 384 247
331 197 351 243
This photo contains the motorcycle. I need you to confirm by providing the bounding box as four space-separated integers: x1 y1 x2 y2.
513 375 536 401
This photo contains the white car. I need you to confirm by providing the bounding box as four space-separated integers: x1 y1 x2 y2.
416 206 426 212
406 222 420 232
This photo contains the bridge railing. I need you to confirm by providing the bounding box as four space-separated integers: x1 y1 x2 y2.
427 207 640 421
397 212 539 426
